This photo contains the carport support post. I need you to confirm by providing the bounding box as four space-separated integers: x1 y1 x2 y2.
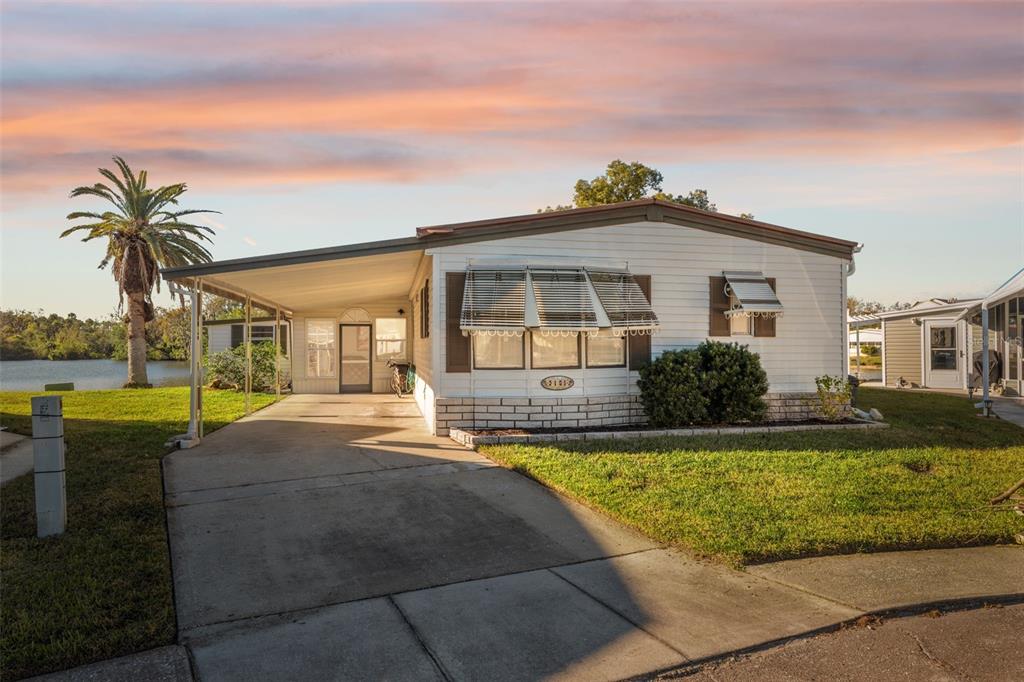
274 307 281 401
245 296 252 415
187 279 203 443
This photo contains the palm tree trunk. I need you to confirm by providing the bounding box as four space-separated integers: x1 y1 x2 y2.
126 291 150 387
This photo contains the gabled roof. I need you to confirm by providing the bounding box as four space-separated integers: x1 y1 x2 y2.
162 198 859 283
873 298 981 320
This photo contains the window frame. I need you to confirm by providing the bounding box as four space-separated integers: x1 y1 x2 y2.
586 330 627 368
305 318 337 379
472 333 526 370
530 332 582 370
374 317 408 361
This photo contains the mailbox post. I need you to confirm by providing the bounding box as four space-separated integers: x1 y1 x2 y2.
31 395 66 538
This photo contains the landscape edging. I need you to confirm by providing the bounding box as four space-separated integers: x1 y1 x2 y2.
450 420 889 448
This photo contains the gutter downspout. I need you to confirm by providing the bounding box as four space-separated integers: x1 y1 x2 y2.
843 245 861 381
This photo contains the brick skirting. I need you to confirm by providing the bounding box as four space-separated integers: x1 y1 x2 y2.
434 392 836 435
434 395 646 436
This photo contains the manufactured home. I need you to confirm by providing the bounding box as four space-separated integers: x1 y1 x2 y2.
867 267 1023 395
163 199 860 436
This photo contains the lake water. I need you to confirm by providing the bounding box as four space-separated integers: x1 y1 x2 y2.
0 359 191 392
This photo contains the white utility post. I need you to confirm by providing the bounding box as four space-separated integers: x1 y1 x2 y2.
31 395 66 537
244 296 252 415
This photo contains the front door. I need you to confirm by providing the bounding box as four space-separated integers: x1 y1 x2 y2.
924 320 962 389
339 324 372 393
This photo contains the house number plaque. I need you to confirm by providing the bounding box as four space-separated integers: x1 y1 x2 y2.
540 375 574 391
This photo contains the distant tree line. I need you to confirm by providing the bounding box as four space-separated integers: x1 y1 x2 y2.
1 296 243 361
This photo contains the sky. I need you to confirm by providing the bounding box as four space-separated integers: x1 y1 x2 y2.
1 0 1022 319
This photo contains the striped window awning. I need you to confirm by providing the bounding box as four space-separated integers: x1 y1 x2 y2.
460 266 658 336
529 269 599 334
587 270 659 335
460 269 527 335
722 271 783 318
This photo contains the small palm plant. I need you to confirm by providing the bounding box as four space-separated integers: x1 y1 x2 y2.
61 157 218 387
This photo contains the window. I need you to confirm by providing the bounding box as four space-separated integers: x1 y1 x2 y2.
531 333 580 369
729 308 753 336
251 325 275 342
587 330 626 367
306 320 335 378
375 318 407 360
473 334 524 369
929 326 957 370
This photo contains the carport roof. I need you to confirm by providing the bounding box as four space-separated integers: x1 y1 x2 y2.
161 198 860 312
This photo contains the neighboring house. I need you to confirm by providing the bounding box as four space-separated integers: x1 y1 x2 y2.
957 268 1024 399
847 326 881 357
873 299 980 390
871 269 1023 395
204 318 290 356
163 199 860 435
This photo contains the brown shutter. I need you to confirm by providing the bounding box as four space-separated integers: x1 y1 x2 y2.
445 272 470 372
709 276 730 337
753 278 777 338
420 280 430 339
230 324 244 348
628 275 652 370
279 324 288 354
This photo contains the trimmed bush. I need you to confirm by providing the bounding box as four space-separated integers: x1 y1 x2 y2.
637 349 708 427
638 341 768 427
697 341 769 423
206 342 289 392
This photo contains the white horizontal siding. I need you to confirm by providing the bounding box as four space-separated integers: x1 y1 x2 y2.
292 301 412 394
409 254 436 430
430 221 847 397
207 325 233 355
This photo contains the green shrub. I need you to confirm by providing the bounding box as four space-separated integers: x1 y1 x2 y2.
638 341 768 427
206 342 289 392
697 341 769 423
637 349 708 427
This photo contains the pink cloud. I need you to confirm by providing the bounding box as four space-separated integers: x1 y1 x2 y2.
1 1 1021 195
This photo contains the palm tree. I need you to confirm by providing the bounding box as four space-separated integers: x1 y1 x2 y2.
61 157 218 387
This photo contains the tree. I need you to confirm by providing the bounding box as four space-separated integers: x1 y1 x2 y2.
573 160 664 207
654 188 716 212
60 157 217 386
847 297 885 317
542 160 752 218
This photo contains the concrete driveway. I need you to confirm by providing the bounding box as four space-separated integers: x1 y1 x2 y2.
164 394 857 681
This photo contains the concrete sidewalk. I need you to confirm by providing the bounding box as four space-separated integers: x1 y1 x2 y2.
991 396 1024 428
0 431 34 486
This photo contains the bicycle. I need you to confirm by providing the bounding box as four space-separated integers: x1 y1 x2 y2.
387 359 412 398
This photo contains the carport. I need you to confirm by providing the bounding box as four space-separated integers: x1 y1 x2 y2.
162 237 427 447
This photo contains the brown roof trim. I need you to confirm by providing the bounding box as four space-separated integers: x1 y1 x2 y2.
163 198 857 281
415 198 859 259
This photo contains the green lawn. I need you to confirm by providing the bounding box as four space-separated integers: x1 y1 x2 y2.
485 388 1024 567
0 387 276 680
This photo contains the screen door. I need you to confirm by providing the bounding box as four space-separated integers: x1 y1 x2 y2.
339 324 372 393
